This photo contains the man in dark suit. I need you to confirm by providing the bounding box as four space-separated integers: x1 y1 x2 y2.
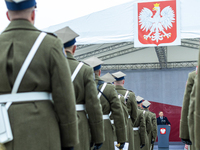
157 111 171 126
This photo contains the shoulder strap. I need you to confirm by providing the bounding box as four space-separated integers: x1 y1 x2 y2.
97 83 107 99
124 90 129 103
6 32 47 110
71 62 84 82
124 91 129 99
124 90 129 99
143 110 146 115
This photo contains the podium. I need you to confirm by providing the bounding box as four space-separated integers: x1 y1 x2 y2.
157 125 171 150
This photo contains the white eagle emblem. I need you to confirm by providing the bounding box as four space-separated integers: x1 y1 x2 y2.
139 3 175 42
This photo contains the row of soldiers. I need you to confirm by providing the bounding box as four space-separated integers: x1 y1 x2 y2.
0 1 157 150
180 66 200 150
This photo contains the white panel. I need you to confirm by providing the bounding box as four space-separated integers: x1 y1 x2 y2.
167 46 198 62
104 47 159 64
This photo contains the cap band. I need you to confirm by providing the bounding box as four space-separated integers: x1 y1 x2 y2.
115 76 125 81
142 105 150 108
64 39 76 48
137 101 143 104
6 0 36 11
94 65 101 71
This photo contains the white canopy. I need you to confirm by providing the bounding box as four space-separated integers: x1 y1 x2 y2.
44 0 199 70
44 0 200 45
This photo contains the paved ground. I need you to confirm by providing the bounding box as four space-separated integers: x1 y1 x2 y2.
153 145 185 150
153 142 185 150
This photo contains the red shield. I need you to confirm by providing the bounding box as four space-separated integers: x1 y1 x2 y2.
138 0 177 46
160 128 166 134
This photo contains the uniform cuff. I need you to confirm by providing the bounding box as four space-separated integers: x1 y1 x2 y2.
89 120 105 143
60 120 79 147
179 120 190 139
115 126 127 143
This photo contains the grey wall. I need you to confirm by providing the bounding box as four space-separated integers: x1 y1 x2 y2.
101 67 196 107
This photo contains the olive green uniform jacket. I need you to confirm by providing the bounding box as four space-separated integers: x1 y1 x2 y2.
141 108 152 150
188 76 197 150
115 85 138 150
0 20 78 150
180 71 196 140
133 108 146 150
150 112 157 143
67 53 104 150
145 110 157 150
195 58 200 149
95 75 126 150
110 94 129 142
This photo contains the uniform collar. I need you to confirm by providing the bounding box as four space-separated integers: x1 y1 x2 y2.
138 106 143 110
3 19 39 33
115 85 125 90
66 52 76 60
95 74 102 81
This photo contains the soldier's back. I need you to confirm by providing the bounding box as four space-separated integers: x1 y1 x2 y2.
95 76 126 150
0 20 78 150
180 71 196 140
188 76 197 150
133 109 146 150
66 52 104 150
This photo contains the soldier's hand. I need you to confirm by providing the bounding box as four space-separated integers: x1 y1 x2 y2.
181 139 192 145
140 144 145 148
90 142 94 148
116 142 125 149
62 147 74 150
93 143 103 150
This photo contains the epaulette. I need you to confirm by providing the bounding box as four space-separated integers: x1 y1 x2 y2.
43 31 58 38
82 61 90 66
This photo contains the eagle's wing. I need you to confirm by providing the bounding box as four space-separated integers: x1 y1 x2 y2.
160 6 175 30
139 8 154 32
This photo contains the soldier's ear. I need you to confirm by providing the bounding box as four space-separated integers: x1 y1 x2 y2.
98 70 101 76
31 9 35 24
72 45 76 55
6 11 11 21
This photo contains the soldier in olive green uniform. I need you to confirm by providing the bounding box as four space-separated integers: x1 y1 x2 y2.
101 73 129 127
142 100 157 150
134 96 146 150
137 99 151 150
188 75 197 150
55 27 104 150
180 71 196 147
101 73 129 145
112 71 138 150
83 57 127 150
0 1 78 150
196 57 200 149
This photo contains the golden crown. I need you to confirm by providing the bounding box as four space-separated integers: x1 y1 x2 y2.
154 3 160 7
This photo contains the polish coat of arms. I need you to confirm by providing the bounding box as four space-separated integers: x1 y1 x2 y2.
160 128 167 134
137 0 177 46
